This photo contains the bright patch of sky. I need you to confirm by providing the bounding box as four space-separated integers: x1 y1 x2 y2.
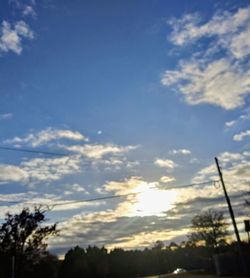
0 0 249 256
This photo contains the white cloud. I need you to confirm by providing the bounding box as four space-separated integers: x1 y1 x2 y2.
22 5 36 18
229 22 250 59
160 176 176 183
225 111 250 128
60 183 89 196
154 158 177 169
169 7 250 58
233 129 250 141
192 151 250 197
103 176 152 195
0 164 28 182
71 183 88 193
64 144 138 159
170 149 191 155
0 20 34 55
162 58 250 110
0 155 82 186
189 158 200 164
21 155 82 184
0 113 13 120
4 127 88 147
164 7 250 110
225 120 237 127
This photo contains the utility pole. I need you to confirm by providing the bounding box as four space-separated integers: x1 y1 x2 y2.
11 256 15 278
214 157 247 274
215 157 241 243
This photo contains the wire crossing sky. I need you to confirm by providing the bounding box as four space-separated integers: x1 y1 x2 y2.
0 0 250 256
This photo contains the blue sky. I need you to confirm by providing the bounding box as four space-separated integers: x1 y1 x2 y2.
0 0 250 255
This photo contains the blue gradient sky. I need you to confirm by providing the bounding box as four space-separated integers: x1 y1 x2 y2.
0 0 250 255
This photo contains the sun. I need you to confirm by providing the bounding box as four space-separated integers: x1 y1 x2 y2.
132 186 178 216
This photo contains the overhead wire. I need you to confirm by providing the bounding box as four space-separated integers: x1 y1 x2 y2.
0 146 67 156
0 180 219 208
0 145 220 217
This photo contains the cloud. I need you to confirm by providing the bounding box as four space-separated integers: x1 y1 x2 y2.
9 0 37 18
0 164 28 183
154 158 177 169
0 191 96 219
163 6 250 110
170 149 191 155
0 113 13 120
0 155 82 186
103 176 149 195
192 151 250 197
63 144 138 159
48 201 190 252
1 128 139 187
168 7 250 58
4 128 88 147
0 20 34 55
225 120 237 127
225 110 250 128
160 176 176 183
233 129 250 141
21 155 82 185
162 58 250 110
22 5 36 18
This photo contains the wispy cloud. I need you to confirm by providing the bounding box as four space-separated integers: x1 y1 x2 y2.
22 5 36 18
233 129 250 141
0 154 82 186
0 0 36 56
160 176 176 183
225 120 237 127
192 151 250 197
0 164 28 183
225 110 250 128
162 58 250 110
21 154 82 186
63 144 138 160
154 158 177 169
169 149 191 155
4 127 88 147
0 113 13 120
103 176 151 195
169 8 250 56
163 6 250 110
0 20 34 55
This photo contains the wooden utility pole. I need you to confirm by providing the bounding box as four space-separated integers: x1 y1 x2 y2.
214 157 247 274
11 256 15 278
215 157 241 243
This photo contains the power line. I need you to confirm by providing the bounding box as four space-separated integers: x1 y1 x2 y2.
0 146 67 157
164 180 219 190
0 180 218 208
26 192 141 208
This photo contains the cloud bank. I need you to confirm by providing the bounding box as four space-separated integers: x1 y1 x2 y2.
162 7 250 110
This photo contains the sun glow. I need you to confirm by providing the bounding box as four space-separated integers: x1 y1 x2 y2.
132 186 178 216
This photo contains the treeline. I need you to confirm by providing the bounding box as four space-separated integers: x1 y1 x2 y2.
59 243 214 278
1 241 249 278
0 208 249 277
58 242 250 278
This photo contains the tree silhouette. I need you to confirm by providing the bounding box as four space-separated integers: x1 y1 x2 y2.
188 209 228 250
0 207 57 278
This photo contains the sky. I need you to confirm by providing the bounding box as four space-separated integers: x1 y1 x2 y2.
0 0 250 256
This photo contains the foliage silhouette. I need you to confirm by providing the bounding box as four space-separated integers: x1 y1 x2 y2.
188 209 228 250
0 207 57 278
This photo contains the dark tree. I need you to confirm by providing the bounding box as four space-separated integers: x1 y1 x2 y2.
188 209 228 250
59 246 89 278
0 207 57 278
